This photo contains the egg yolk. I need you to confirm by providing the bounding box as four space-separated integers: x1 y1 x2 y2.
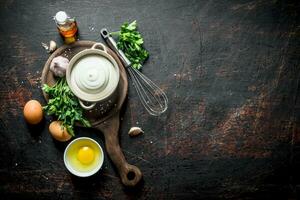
77 146 95 164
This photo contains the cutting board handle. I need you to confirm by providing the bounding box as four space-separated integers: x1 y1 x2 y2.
96 113 142 187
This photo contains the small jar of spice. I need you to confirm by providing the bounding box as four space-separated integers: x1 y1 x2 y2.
54 11 78 44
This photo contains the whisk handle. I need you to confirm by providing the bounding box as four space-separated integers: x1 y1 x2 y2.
100 28 131 68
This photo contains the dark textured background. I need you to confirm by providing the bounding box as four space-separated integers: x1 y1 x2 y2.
0 0 299 199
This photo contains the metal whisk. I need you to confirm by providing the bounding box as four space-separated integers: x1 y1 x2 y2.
101 28 168 116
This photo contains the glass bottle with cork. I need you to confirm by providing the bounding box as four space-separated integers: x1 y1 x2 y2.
54 11 78 44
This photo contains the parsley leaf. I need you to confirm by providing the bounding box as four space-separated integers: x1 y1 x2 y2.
42 78 91 136
111 20 149 70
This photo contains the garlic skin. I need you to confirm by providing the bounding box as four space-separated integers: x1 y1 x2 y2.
128 127 144 137
41 42 49 51
50 56 69 77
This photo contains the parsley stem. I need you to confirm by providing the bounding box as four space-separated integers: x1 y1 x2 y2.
110 31 120 36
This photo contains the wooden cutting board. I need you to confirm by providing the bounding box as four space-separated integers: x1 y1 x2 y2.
41 40 142 187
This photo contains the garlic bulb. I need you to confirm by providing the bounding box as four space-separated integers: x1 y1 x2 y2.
50 56 69 77
128 127 144 137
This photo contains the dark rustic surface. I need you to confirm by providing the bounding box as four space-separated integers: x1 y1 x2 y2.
0 0 299 199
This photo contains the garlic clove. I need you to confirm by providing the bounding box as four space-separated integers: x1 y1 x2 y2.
49 40 57 53
41 41 57 53
128 127 144 137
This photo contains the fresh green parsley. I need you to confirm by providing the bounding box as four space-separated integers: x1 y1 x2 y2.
111 20 149 70
42 78 91 136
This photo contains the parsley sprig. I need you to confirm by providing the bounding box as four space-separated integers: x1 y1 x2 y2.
42 78 91 136
110 20 149 70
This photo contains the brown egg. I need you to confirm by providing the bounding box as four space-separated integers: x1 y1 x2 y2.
49 121 72 142
23 100 43 124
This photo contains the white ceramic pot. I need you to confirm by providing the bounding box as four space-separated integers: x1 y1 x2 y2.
66 43 120 110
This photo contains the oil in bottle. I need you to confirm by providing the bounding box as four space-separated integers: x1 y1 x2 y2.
54 11 78 44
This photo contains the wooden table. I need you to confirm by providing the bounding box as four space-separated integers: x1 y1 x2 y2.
0 0 299 199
